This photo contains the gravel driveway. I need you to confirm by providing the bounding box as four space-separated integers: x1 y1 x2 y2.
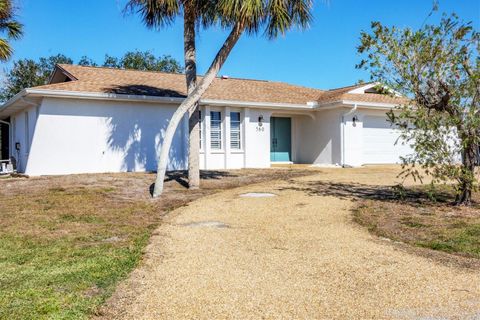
101 166 480 319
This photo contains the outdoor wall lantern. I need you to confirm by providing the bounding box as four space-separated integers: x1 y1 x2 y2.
352 115 359 126
258 115 264 127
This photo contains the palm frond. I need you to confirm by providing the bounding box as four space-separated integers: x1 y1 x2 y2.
127 0 313 39
0 0 22 61
265 0 312 39
0 0 13 21
0 21 23 39
216 0 313 39
124 0 180 28
0 37 13 61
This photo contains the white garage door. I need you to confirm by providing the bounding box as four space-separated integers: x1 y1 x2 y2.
362 116 412 164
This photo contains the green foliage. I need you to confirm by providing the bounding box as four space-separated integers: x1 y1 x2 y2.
0 51 183 102
103 54 119 68
0 0 23 61
392 183 407 200
126 0 313 39
357 13 480 205
104 51 183 73
78 55 97 67
0 54 73 101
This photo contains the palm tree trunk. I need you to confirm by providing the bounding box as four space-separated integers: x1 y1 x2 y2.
188 105 200 188
183 5 200 190
152 22 245 197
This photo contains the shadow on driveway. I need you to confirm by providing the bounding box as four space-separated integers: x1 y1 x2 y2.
277 181 453 205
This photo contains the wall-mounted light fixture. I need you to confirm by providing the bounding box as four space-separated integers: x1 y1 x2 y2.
352 115 359 126
258 115 264 127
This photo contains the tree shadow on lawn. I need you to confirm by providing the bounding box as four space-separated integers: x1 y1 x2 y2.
150 170 237 194
278 180 463 207
281 180 480 269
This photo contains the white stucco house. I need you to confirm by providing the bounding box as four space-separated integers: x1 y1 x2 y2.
0 64 412 176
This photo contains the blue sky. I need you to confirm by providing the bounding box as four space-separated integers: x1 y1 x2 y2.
6 0 480 90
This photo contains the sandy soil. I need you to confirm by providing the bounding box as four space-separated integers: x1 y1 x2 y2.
99 166 480 319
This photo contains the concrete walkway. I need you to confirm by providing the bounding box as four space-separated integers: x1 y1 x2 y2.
103 166 480 319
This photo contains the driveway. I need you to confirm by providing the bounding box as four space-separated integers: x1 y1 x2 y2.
101 166 480 319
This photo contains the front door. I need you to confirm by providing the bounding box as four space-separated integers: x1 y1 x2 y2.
270 117 292 162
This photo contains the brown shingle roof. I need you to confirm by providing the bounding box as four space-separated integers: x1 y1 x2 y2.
316 83 409 105
32 64 407 106
35 64 325 105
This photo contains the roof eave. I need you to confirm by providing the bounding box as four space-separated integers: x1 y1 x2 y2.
201 98 315 110
315 99 404 110
0 89 29 119
1 89 316 117
26 89 186 104
341 99 402 109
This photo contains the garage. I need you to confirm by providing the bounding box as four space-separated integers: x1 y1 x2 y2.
362 115 412 164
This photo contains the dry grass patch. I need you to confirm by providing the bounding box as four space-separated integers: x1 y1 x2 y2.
0 169 308 320
353 184 480 262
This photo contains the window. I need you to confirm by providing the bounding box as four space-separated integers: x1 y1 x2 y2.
210 111 222 149
230 112 241 149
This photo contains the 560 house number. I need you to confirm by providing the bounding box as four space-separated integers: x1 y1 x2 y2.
256 126 265 132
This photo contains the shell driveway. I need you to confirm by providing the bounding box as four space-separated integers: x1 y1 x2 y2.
102 166 480 320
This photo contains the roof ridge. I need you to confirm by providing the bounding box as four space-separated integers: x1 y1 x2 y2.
57 64 325 91
327 82 374 92
57 63 185 77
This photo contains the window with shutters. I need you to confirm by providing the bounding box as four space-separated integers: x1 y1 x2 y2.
210 111 222 149
230 112 241 149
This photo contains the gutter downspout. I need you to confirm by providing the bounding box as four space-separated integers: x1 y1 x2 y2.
341 103 358 167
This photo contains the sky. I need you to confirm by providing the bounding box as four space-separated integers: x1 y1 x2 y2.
5 0 480 90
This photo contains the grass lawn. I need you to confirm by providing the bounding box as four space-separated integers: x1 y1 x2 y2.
0 169 304 320
353 184 480 260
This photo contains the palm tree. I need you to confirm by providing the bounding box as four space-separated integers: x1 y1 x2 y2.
126 0 216 190
0 0 23 61
129 0 314 197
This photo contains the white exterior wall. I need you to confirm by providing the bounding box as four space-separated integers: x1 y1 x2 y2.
199 106 271 170
10 105 38 172
16 98 275 175
244 109 272 168
342 107 363 167
344 108 413 166
294 106 412 167
23 98 188 176
295 109 342 165
11 97 413 176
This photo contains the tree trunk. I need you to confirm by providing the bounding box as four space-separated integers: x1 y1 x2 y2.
456 140 476 206
188 105 200 188
152 23 245 197
183 5 200 190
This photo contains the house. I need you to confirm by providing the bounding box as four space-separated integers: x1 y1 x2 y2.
0 64 411 176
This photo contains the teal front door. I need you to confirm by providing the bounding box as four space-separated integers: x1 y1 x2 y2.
270 117 292 162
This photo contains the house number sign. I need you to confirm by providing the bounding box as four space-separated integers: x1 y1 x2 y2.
256 115 265 132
